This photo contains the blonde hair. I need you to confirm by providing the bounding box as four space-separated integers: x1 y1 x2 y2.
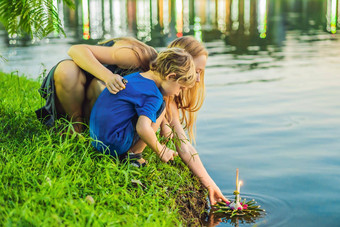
150 48 196 87
99 37 158 72
168 36 208 143
150 48 197 124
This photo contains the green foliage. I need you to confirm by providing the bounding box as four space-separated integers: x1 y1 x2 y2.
0 0 75 39
0 71 206 225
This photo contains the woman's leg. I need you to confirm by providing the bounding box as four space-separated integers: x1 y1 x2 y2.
84 78 106 121
54 60 87 132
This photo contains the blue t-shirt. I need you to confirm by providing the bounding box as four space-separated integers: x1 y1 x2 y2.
90 72 163 156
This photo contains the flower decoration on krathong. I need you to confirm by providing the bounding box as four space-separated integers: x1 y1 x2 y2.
212 169 265 218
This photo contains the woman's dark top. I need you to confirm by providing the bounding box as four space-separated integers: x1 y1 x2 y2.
35 40 141 127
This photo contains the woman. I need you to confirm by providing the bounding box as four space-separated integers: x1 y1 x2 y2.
163 37 228 205
36 37 157 132
36 36 228 205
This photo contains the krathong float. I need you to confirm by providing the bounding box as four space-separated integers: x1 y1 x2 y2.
212 169 265 218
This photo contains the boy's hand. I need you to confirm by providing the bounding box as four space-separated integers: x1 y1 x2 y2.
105 74 126 94
159 147 178 163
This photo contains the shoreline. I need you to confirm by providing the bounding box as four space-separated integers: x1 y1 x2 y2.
0 71 208 225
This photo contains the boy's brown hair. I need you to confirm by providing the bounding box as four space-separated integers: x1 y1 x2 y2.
150 47 196 87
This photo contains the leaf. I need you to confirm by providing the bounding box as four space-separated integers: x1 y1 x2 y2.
62 0 75 9
131 179 144 187
213 210 230 214
0 0 68 38
85 195 95 205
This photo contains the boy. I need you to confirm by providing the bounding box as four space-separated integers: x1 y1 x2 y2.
90 48 197 164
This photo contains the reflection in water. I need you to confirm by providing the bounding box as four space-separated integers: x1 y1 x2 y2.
137 0 151 41
112 1 123 38
231 0 239 31
159 0 169 35
194 17 203 42
258 0 267 38
1 2 340 227
327 0 337 33
102 1 111 39
175 0 183 37
244 0 251 35
217 0 227 34
203 211 265 227
3 0 339 76
183 0 190 34
2 0 340 49
54 0 64 36
82 0 90 40
89 0 103 39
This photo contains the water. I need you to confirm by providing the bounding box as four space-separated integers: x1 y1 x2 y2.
1 0 340 226
199 37 340 226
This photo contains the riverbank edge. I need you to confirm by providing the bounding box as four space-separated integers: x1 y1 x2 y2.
0 71 208 226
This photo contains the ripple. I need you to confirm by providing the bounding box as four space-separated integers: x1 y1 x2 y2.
204 193 292 227
242 193 293 227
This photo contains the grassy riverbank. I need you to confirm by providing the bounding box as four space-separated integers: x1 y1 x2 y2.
0 72 207 226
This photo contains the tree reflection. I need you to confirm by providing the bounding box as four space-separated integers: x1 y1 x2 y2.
202 208 266 227
2 0 339 52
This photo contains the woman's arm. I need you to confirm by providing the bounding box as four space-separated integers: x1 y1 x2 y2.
67 42 140 93
168 102 229 205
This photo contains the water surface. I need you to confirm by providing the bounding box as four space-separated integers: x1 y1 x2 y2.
1 0 340 226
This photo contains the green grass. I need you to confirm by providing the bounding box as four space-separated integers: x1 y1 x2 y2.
0 72 207 226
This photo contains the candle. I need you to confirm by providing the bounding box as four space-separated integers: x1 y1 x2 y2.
236 168 239 192
237 181 243 203
238 181 242 194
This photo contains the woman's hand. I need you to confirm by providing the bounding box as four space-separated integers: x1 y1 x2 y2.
207 183 229 205
159 147 178 163
105 74 126 94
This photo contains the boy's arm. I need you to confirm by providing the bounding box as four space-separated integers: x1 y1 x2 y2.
136 115 177 162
